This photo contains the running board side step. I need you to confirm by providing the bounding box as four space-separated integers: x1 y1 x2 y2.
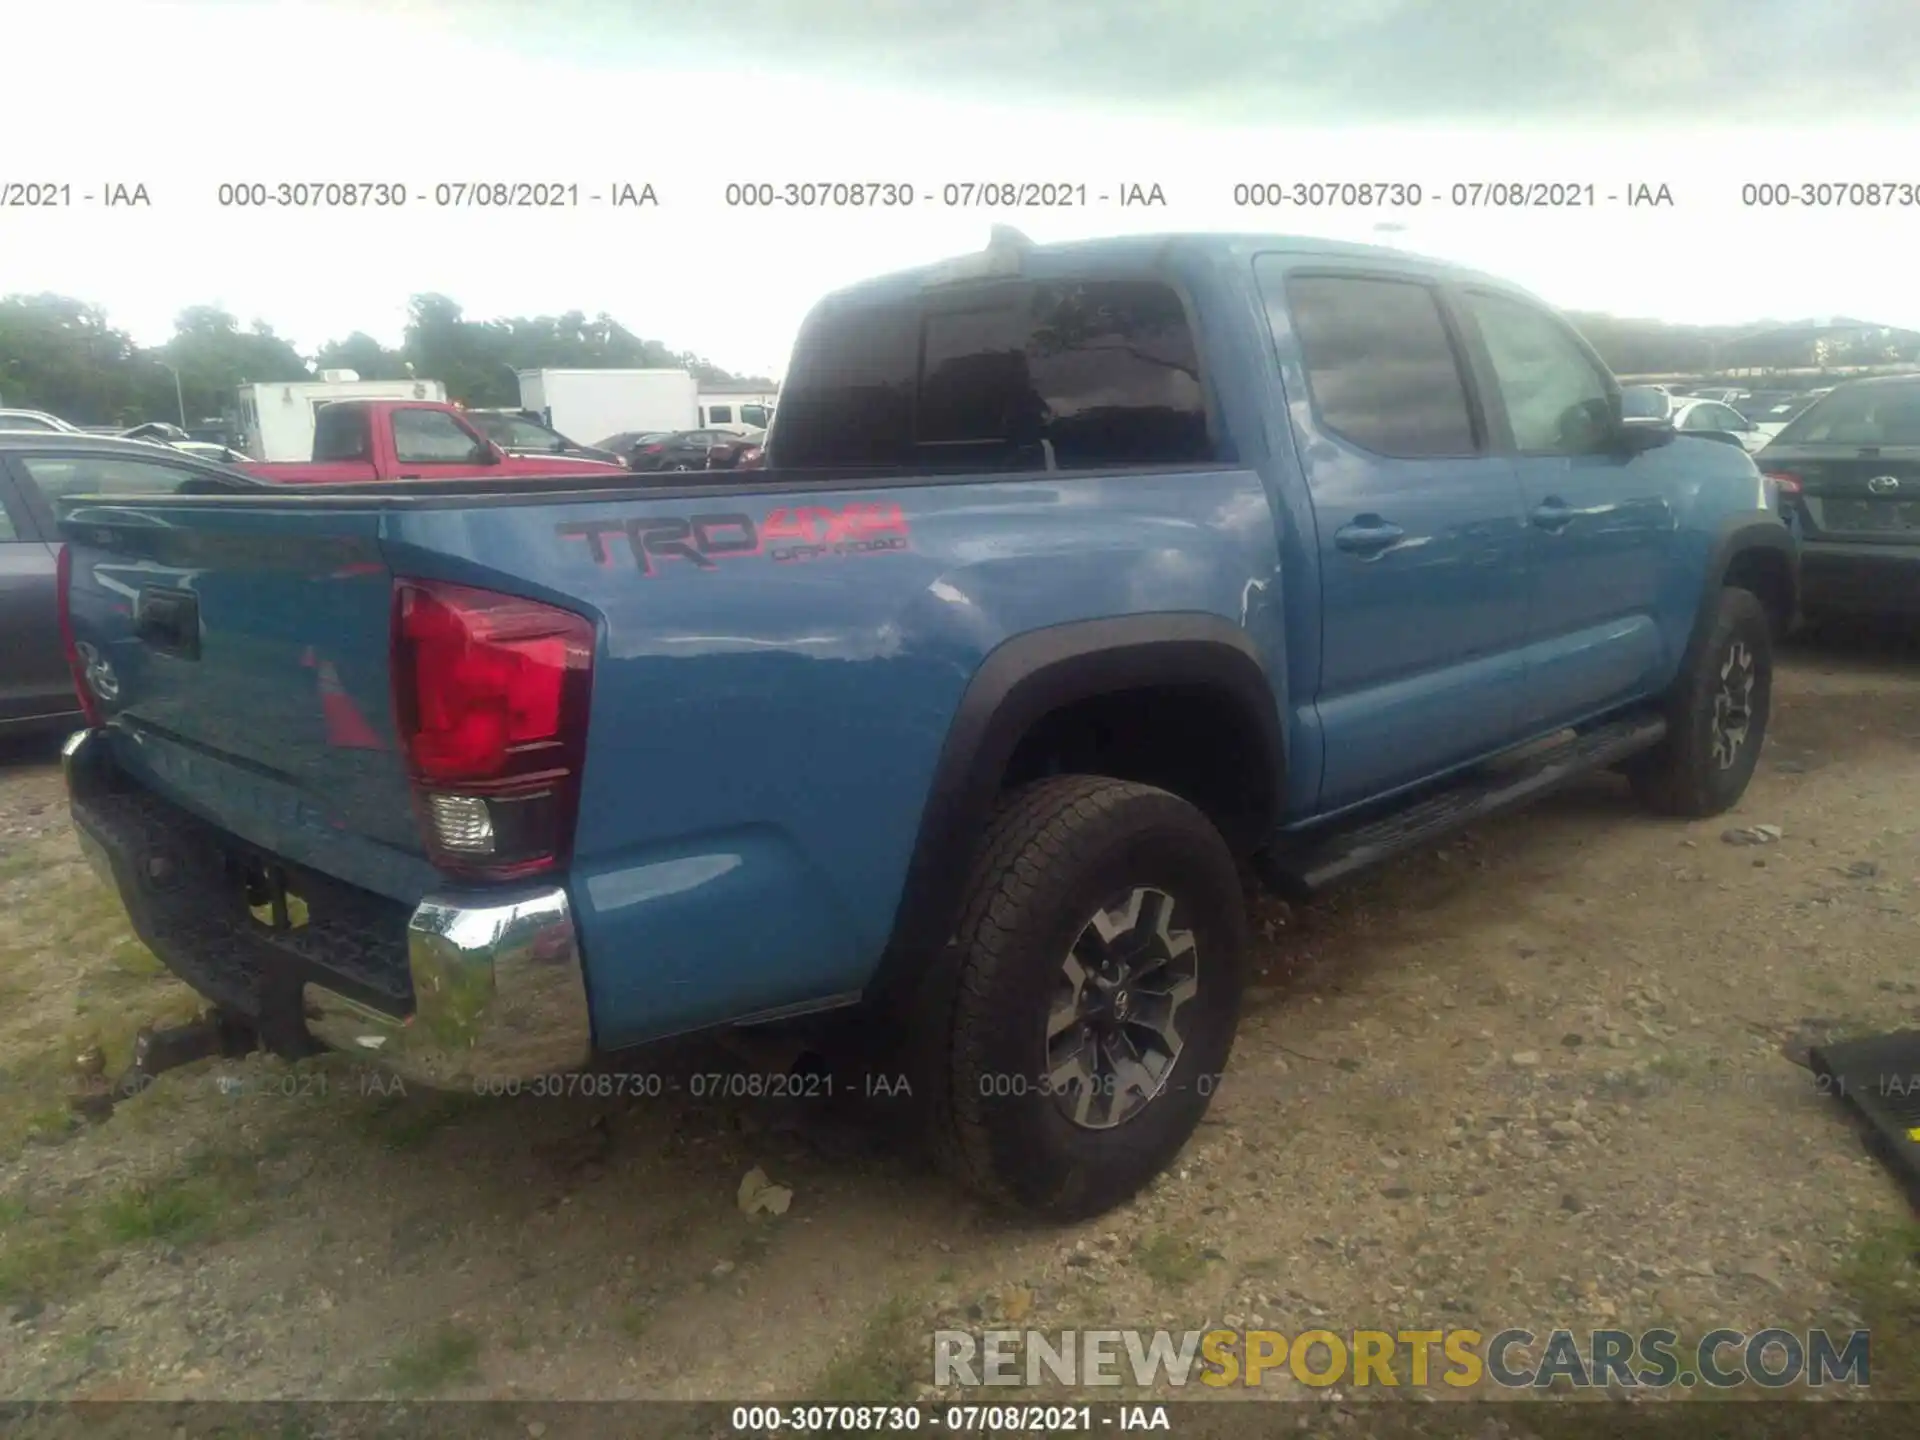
1254 713 1669 898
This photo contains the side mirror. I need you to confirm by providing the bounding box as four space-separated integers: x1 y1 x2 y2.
481 441 505 465
1615 417 1677 453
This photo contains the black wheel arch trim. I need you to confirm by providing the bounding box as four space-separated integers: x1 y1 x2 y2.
867 614 1285 1009
1686 513 1798 668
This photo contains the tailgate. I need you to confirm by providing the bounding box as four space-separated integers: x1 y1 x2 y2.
60 498 431 902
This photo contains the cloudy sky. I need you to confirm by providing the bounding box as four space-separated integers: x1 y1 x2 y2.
7 0 1918 378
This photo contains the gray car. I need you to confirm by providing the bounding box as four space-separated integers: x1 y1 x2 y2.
0 434 259 735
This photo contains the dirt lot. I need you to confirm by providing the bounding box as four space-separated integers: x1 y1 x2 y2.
2 626 1919 1412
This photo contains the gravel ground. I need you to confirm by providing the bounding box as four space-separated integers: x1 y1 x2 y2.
1 625 1918 1416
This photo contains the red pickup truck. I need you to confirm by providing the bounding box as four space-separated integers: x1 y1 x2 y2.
237 400 629 483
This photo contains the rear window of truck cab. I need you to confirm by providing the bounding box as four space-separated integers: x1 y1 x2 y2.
771 278 1217 472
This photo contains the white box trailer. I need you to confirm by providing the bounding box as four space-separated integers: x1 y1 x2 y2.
235 372 447 461
516 368 699 448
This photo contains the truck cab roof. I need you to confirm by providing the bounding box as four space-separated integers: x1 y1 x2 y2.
813 231 1530 313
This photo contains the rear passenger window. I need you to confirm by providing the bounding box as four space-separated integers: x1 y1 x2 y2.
1277 274 1478 458
772 278 1216 472
17 456 207 501
313 406 371 461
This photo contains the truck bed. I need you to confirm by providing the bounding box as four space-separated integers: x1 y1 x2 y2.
56 458 1279 1052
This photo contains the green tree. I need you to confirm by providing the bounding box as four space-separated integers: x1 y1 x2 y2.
159 306 309 421
0 290 776 425
0 294 148 424
313 331 412 380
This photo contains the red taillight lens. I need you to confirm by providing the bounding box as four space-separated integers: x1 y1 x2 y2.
391 579 595 880
56 543 104 727
642 444 664 453
1764 471 1802 493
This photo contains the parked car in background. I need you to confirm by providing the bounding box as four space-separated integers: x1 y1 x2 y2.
1668 398 1769 453
592 431 673 466
122 422 189 444
0 409 82 434
1759 375 1920 626
120 420 271 465
1744 394 1821 445
464 409 624 467
232 401 629 484
0 434 259 734
168 441 254 464
626 428 765 473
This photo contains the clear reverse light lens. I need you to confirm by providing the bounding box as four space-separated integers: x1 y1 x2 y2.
428 794 496 854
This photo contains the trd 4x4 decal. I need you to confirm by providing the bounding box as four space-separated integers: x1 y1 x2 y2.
558 502 910 576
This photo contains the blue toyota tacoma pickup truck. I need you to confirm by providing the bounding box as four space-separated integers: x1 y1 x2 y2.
57 229 1795 1220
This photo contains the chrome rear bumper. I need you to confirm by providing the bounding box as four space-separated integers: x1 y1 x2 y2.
304 886 593 1089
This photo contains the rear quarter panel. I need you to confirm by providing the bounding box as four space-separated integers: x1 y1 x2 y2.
383 467 1284 1050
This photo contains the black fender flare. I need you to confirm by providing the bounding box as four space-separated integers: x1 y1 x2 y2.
866 614 1285 1010
1685 512 1798 670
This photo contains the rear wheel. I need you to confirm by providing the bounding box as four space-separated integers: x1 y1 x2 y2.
921 776 1247 1220
1628 586 1773 818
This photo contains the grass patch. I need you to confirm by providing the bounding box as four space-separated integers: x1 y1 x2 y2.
1646 1052 1693 1082
0 1150 262 1304
0 845 55 885
0 1207 95 1305
1131 1231 1211 1290
810 1296 923 1404
98 1177 220 1246
0 862 204 1161
1836 1218 1920 1397
617 1304 653 1339
385 1322 482 1395
101 937 167 982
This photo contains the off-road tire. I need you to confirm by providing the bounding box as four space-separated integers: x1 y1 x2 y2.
918 776 1247 1221
1628 586 1773 818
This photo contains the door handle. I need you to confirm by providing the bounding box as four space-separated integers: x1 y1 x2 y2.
1333 518 1406 556
1530 499 1574 532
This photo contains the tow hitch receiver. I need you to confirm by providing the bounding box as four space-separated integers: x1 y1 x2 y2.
70 1009 260 1122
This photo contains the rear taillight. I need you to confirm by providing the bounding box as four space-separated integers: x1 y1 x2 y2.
1763 471 1802 493
56 544 104 727
390 578 594 881
642 444 663 454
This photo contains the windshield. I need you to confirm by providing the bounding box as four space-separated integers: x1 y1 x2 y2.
471 412 568 451
1772 381 1920 446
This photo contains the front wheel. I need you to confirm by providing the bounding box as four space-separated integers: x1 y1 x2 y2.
1628 586 1773 818
924 776 1247 1220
